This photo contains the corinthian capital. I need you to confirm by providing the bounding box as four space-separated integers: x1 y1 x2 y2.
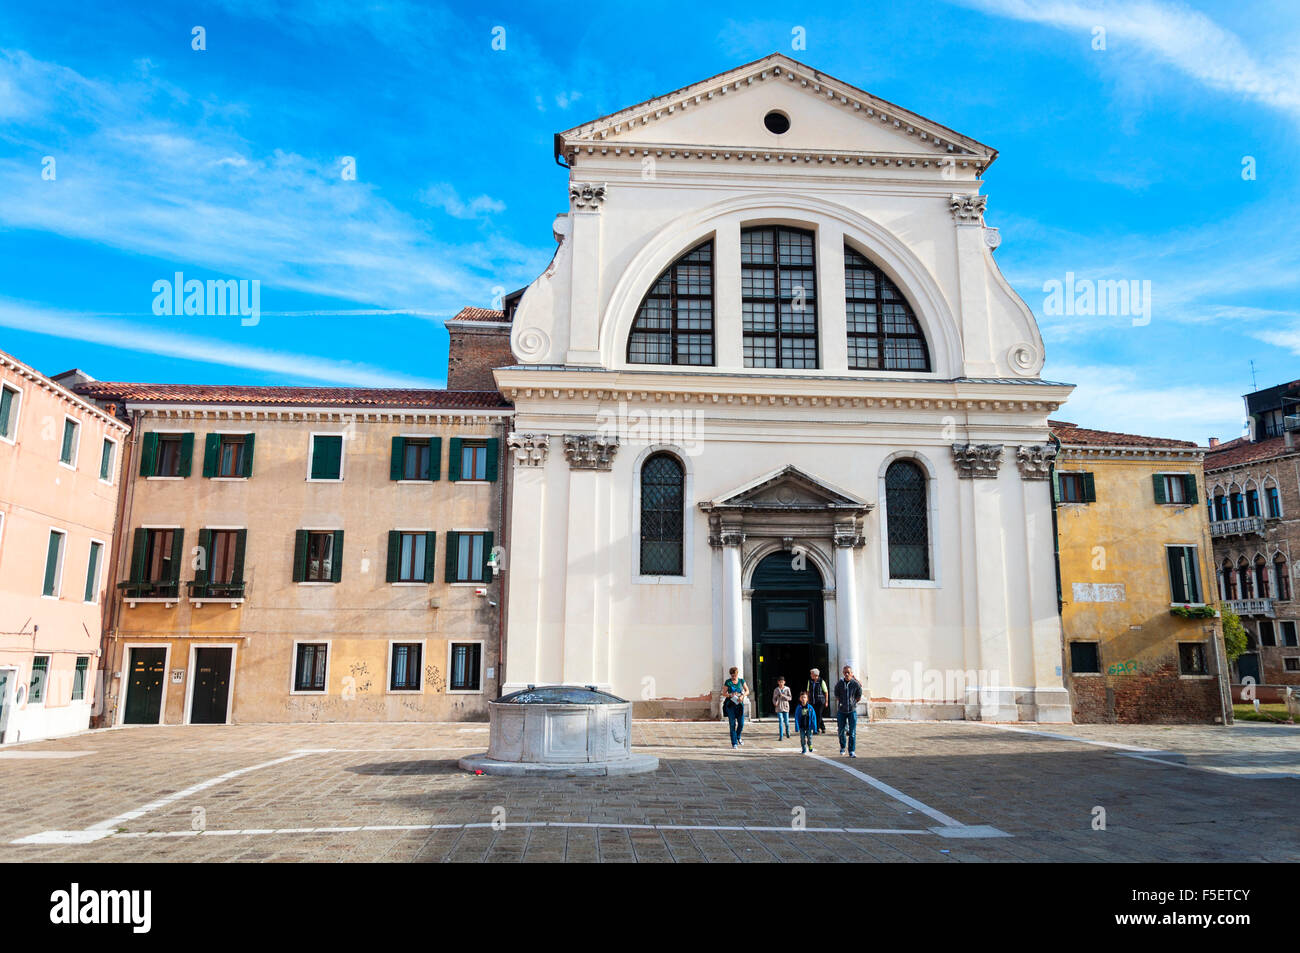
949 193 988 225
952 443 1004 479
563 433 619 470
1016 444 1057 480
507 432 550 467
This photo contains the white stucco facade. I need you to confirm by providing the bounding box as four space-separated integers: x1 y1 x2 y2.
496 54 1074 722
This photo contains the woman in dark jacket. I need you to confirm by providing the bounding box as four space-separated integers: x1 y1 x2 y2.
722 667 749 748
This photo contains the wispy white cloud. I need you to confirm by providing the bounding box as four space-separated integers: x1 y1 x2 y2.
0 299 442 387
953 0 1300 120
418 183 507 220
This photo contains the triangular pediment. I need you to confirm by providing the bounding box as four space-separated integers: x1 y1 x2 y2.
558 53 995 168
704 465 868 511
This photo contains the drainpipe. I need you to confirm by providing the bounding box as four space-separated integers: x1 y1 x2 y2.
1200 456 1234 727
1048 432 1063 612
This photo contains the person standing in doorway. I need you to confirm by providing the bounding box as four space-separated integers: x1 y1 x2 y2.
834 664 863 757
772 676 792 740
722 667 749 749
806 668 829 734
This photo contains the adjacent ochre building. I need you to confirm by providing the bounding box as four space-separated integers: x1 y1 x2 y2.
74 382 509 726
0 352 129 742
1052 422 1230 723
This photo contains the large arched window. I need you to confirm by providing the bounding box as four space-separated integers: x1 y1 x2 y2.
640 453 685 575
885 460 929 579
845 245 931 371
627 240 714 366
741 226 818 368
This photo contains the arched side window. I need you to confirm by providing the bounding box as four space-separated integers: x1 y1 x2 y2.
1237 558 1253 599
844 245 931 371
1275 553 1291 601
741 226 818 368
1255 554 1271 598
885 460 929 579
1222 559 1237 600
627 240 714 366
640 453 685 575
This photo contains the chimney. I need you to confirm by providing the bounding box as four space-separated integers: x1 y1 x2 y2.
1208 437 1219 448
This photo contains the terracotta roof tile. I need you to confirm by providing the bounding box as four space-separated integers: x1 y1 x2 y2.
1205 434 1295 470
450 307 508 323
74 382 511 410
1049 420 1198 449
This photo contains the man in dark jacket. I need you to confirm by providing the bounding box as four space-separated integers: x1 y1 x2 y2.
806 668 829 734
834 665 863 757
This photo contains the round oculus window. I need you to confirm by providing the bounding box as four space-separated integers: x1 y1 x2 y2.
763 110 791 134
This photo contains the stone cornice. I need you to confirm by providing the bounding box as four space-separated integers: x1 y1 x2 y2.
127 405 511 425
0 355 130 432
1059 445 1207 461
566 142 983 175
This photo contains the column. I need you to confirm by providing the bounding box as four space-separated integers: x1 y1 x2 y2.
720 527 746 683
560 434 619 687
834 531 863 673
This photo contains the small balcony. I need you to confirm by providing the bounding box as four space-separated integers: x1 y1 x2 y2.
1210 516 1266 538
187 580 247 607
1227 597 1275 617
118 579 180 607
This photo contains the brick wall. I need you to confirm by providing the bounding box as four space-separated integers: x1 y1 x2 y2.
1069 658 1223 723
446 324 515 391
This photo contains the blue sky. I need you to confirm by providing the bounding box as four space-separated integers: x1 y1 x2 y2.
0 0 1296 443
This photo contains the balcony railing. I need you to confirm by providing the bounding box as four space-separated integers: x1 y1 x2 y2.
1210 516 1266 538
186 580 246 602
1227 597 1275 617
117 580 180 600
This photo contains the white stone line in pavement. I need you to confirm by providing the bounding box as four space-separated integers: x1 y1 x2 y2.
0 751 94 759
809 752 967 828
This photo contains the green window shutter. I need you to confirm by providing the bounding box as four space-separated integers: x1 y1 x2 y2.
178 433 195 477
424 532 437 582
129 527 148 582
139 432 158 477
1152 473 1167 504
0 386 11 437
195 528 212 587
390 437 405 481
168 530 185 582
1184 474 1199 504
292 530 308 582
1167 546 1185 602
445 531 460 582
429 437 442 482
484 438 500 482
447 437 463 481
84 542 101 602
43 532 61 596
232 530 247 584
330 530 344 583
482 531 494 579
311 435 342 480
1081 472 1096 503
99 439 112 480
202 434 221 477
241 433 255 477
386 530 401 583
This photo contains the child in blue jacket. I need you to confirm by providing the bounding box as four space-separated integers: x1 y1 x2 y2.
794 691 817 754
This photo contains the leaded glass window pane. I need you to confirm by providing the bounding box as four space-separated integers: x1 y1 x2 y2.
627 241 714 366
886 461 929 579
742 227 818 368
845 245 931 371
640 454 684 575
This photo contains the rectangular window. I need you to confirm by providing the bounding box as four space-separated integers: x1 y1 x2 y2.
218 435 246 477
43 530 66 597
1069 642 1100 674
1178 642 1208 676
459 442 487 481
209 530 240 584
1282 621 1299 648
388 531 434 583
143 529 179 583
84 540 103 603
1230 493 1245 519
1154 473 1196 505
0 383 18 439
60 418 79 466
449 642 482 692
1285 658 1300 673
305 531 334 582
293 643 328 692
390 643 422 691
1057 472 1094 504
29 656 49 703
1260 619 1277 647
1245 488 1260 517
99 438 116 481
1167 545 1202 604
72 656 89 701
741 227 818 369
1266 486 1282 518
309 434 343 480
404 439 432 480
450 532 489 583
155 434 184 476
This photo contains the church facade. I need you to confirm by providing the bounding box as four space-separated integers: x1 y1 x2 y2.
496 55 1074 722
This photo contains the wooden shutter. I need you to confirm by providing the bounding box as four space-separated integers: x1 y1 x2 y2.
1167 547 1185 602
168 529 185 582
447 437 463 481
330 530 344 583
390 437 405 481
130 527 148 582
0 386 11 435
386 530 401 583
241 433 255 477
1153 473 1167 504
482 532 494 579
312 435 342 480
202 434 221 477
445 531 460 582
194 528 212 587
1081 472 1096 503
138 432 158 477
484 438 500 482
292 530 308 582
429 437 442 482
232 530 247 584
178 433 195 477
1183 474 1198 504
424 532 437 582
42 533 60 595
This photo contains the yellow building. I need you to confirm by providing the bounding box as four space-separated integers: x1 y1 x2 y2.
75 382 510 726
1051 422 1231 723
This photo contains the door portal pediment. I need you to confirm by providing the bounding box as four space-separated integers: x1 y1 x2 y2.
701 465 870 513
